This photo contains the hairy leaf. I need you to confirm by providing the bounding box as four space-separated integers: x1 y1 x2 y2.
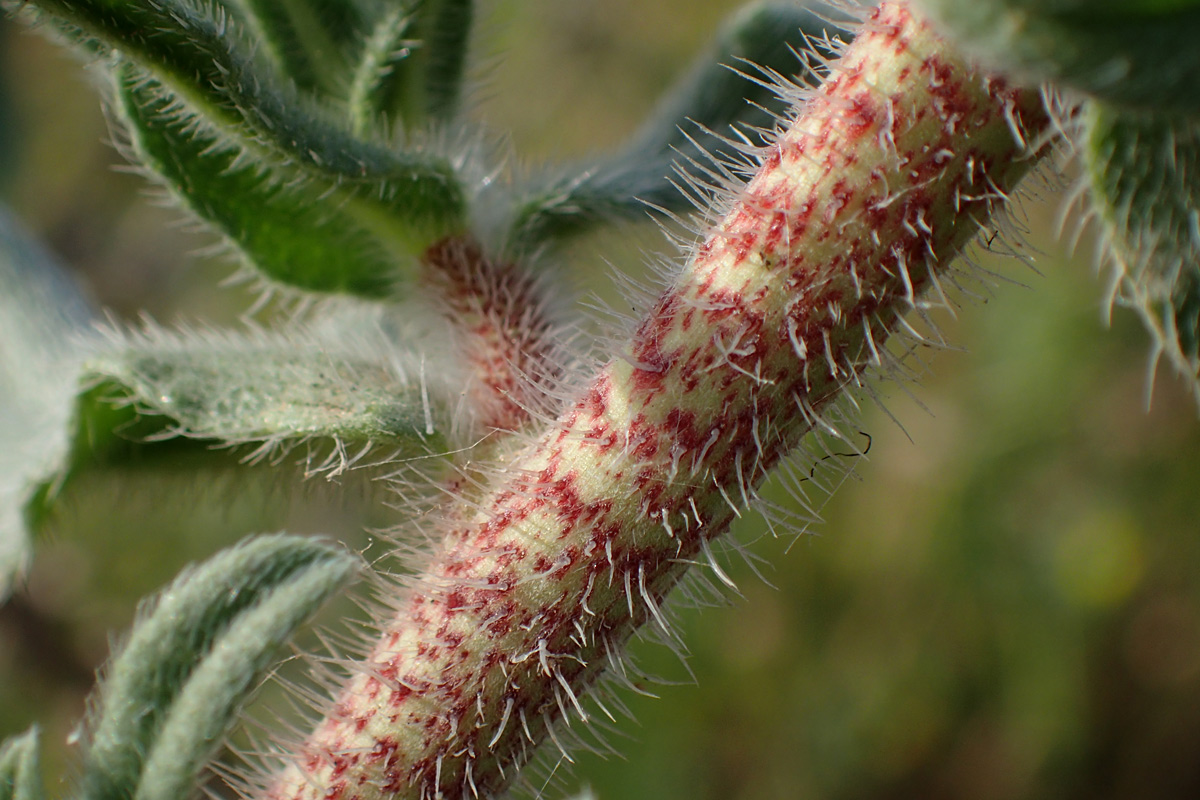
79 535 357 800
504 1 849 247
348 0 474 132
0 207 95 598
917 0 1200 112
20 316 457 558
225 0 366 94
116 70 400 297
348 6 415 135
1084 102 1200 399
14 0 466 262
82 325 452 454
0 728 44 800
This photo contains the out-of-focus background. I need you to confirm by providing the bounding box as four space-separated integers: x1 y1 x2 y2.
2 2 1200 799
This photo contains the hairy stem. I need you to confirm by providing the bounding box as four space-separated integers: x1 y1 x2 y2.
419 237 563 434
264 3 1050 798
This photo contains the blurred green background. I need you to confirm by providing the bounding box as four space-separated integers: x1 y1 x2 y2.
2 2 1200 799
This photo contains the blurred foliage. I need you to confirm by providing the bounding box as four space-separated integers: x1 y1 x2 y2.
2 2 1200 800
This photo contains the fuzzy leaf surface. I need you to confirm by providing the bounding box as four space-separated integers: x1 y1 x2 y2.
79 534 357 800
917 0 1200 112
349 0 476 132
21 317 456 553
0 728 44 800
0 207 95 598
16 0 467 263
383 0 474 125
82 327 451 452
1084 103 1200 398
226 0 366 94
117 71 400 297
505 1 848 247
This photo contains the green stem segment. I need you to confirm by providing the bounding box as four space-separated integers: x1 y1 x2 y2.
265 3 1050 798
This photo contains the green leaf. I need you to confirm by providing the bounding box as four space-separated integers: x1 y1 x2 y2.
0 206 95 599
82 324 452 454
916 0 1200 112
504 1 847 247
1083 101 1200 399
224 0 367 95
0 727 44 800
116 70 400 297
408 0 475 122
348 6 416 135
79 534 357 800
20 313 458 556
16 0 467 261
348 0 475 133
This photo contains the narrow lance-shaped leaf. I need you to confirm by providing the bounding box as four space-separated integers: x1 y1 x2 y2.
224 0 366 95
23 319 458 549
0 727 44 800
82 324 453 455
14 0 467 262
79 535 358 800
349 0 474 133
916 0 1200 112
409 0 475 122
116 69 400 298
0 206 95 598
1083 101 1200 402
618 1 845 171
348 6 415 136
505 1 849 247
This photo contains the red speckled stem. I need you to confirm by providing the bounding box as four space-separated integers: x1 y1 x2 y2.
420 237 561 433
267 3 1050 798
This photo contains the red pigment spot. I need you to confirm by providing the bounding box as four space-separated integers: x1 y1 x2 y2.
388 681 417 705
580 377 610 419
631 303 681 393
628 364 667 395
549 474 584 528
871 5 907 56
923 55 976 127
446 588 472 610
700 288 743 322
789 197 816 240
746 182 793 219
552 547 579 578
487 601 517 636
761 147 781 172
329 752 356 780
844 92 881 141
370 738 399 768
442 555 487 580
665 408 707 452
824 180 854 225
634 468 668 511
627 414 661 461
494 545 526 570
594 428 619 454
677 350 708 393
763 210 788 252
827 69 857 98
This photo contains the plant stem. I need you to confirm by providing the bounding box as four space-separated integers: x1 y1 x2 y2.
419 237 562 434
263 3 1051 798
